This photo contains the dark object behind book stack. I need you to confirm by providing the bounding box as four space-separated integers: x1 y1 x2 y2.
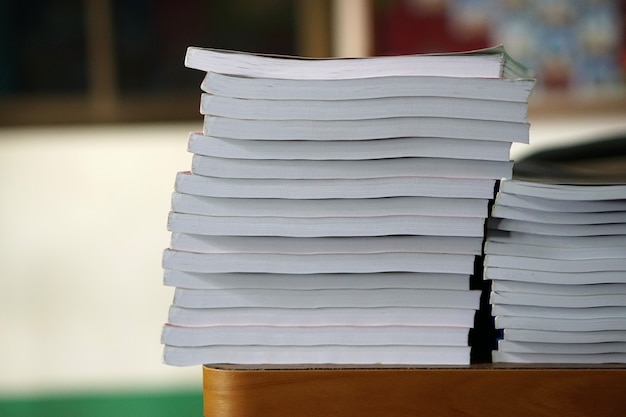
513 134 626 185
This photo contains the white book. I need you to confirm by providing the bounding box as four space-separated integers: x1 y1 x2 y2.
171 192 489 218
185 45 530 80
492 351 626 364
491 280 626 296
168 234 484 256
200 93 528 123
191 154 513 180
163 271 471 291
161 324 471 347
486 231 626 249
174 172 497 199
491 291 626 309
498 179 626 201
484 267 626 285
172 287 481 309
187 133 513 161
494 315 626 331
491 304 626 320
484 240 626 260
503 328 626 344
200 72 536 101
203 115 530 143
164 344 472 366
494 192 626 213
490 205 626 224
484 254 626 273
497 340 626 355
487 217 626 236
162 249 477 274
167 306 477 327
167 212 487 238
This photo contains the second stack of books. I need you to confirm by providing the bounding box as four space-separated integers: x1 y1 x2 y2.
486 179 626 363
161 46 535 366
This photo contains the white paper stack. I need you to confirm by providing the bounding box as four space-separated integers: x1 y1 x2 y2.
161 46 535 366
485 179 626 364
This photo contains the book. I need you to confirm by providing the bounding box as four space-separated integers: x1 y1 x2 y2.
484 240 626 260
490 205 626 224
167 306 477 327
491 280 626 296
495 315 626 332
190 154 513 180
492 351 626 364
187 133 513 161
172 288 481 309
162 324 471 347
484 267 626 285
202 115 530 142
174 171 497 199
200 72 536 101
191 153 514 181
162 249 478 274
490 292 626 309
171 192 489 218
503 328 626 344
167 212 488 238
493 191 626 212
497 340 626 355
486 232 626 251
164 270 471 291
498 340 626 355
487 218 626 236
491 304 626 320
184 45 531 80
200 93 529 123
497 179 626 201
168 234 484 256
164 345 472 366
484 254 626 273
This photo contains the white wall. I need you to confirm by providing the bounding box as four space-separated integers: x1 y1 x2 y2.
0 122 201 394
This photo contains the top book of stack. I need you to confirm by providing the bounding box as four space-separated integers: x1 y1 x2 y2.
185 45 533 80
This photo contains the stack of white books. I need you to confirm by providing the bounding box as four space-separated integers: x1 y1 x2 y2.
161 46 535 366
485 179 626 364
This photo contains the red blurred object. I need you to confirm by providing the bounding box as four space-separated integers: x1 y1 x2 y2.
374 0 490 55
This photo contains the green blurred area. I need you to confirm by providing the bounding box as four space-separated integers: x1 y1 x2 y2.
0 389 203 417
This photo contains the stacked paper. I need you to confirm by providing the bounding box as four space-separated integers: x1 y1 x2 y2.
486 179 626 364
161 46 534 366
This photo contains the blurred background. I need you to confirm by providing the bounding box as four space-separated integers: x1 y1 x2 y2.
1 1 625 415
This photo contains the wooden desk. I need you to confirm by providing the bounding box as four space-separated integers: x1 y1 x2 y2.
203 364 626 417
